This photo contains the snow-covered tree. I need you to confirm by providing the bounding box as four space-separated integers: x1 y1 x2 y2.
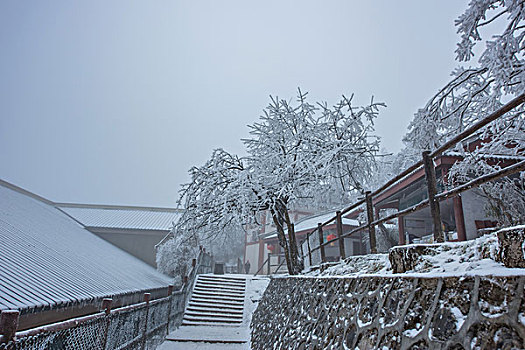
403 0 525 225
156 229 199 286
172 90 385 274
404 0 525 151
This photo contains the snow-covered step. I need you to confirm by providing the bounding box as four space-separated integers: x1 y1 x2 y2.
182 315 242 324
189 298 244 306
193 290 244 300
181 274 247 327
190 295 244 306
188 302 244 311
193 287 245 295
197 276 246 284
185 310 243 319
161 276 270 349
180 320 241 327
196 278 246 285
194 284 245 291
188 300 243 308
186 306 243 316
189 298 244 307
185 307 243 317
196 282 245 289
190 295 244 302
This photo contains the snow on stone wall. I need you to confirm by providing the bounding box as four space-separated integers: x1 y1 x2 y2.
251 275 525 349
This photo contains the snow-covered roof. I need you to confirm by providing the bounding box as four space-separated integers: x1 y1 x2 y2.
0 181 173 312
57 204 182 231
263 212 360 240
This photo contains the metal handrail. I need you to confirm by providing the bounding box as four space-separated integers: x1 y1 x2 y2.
254 257 269 276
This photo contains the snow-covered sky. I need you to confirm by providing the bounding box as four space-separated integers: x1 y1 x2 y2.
1 1 471 207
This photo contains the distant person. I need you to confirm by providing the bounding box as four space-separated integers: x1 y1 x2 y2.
244 260 251 274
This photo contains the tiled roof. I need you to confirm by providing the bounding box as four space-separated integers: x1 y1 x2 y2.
57 204 182 231
0 181 173 312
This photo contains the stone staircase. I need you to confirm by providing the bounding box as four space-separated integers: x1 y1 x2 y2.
182 274 246 326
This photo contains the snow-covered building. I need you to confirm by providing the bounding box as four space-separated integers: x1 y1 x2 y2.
245 150 523 272
245 210 363 273
56 203 182 267
373 153 519 244
0 180 173 330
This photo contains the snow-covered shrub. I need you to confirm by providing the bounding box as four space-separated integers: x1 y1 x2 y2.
156 229 199 283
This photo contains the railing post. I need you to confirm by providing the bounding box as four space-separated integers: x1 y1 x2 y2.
365 191 377 254
422 151 444 243
398 215 406 245
141 293 151 350
0 310 19 345
318 223 326 263
336 211 346 260
192 258 196 268
101 298 112 350
166 285 174 335
306 232 312 266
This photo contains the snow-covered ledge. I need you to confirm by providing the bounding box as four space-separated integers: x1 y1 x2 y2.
496 226 525 268
389 226 525 273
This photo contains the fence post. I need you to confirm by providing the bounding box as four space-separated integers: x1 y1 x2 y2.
398 215 406 245
141 293 151 350
299 241 304 259
0 310 19 345
422 151 444 243
306 232 312 266
166 285 174 335
365 191 377 254
318 223 326 263
101 298 112 350
336 211 346 260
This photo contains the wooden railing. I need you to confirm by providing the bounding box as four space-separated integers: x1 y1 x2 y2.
254 253 287 276
301 93 525 268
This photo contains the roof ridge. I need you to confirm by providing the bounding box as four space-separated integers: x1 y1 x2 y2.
0 179 183 213
55 202 183 212
0 179 54 205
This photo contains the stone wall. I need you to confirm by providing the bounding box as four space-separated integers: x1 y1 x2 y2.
251 275 525 349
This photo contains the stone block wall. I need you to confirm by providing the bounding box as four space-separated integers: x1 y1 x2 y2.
251 276 525 349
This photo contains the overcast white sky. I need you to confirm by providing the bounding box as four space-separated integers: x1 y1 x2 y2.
0 1 472 207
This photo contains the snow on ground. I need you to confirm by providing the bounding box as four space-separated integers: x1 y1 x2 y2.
243 275 270 328
304 227 525 278
159 274 269 350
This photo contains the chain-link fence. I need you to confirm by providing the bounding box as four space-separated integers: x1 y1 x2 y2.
0 250 213 350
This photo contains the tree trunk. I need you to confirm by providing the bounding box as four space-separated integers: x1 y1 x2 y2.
271 200 302 275
270 207 294 275
281 202 303 273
